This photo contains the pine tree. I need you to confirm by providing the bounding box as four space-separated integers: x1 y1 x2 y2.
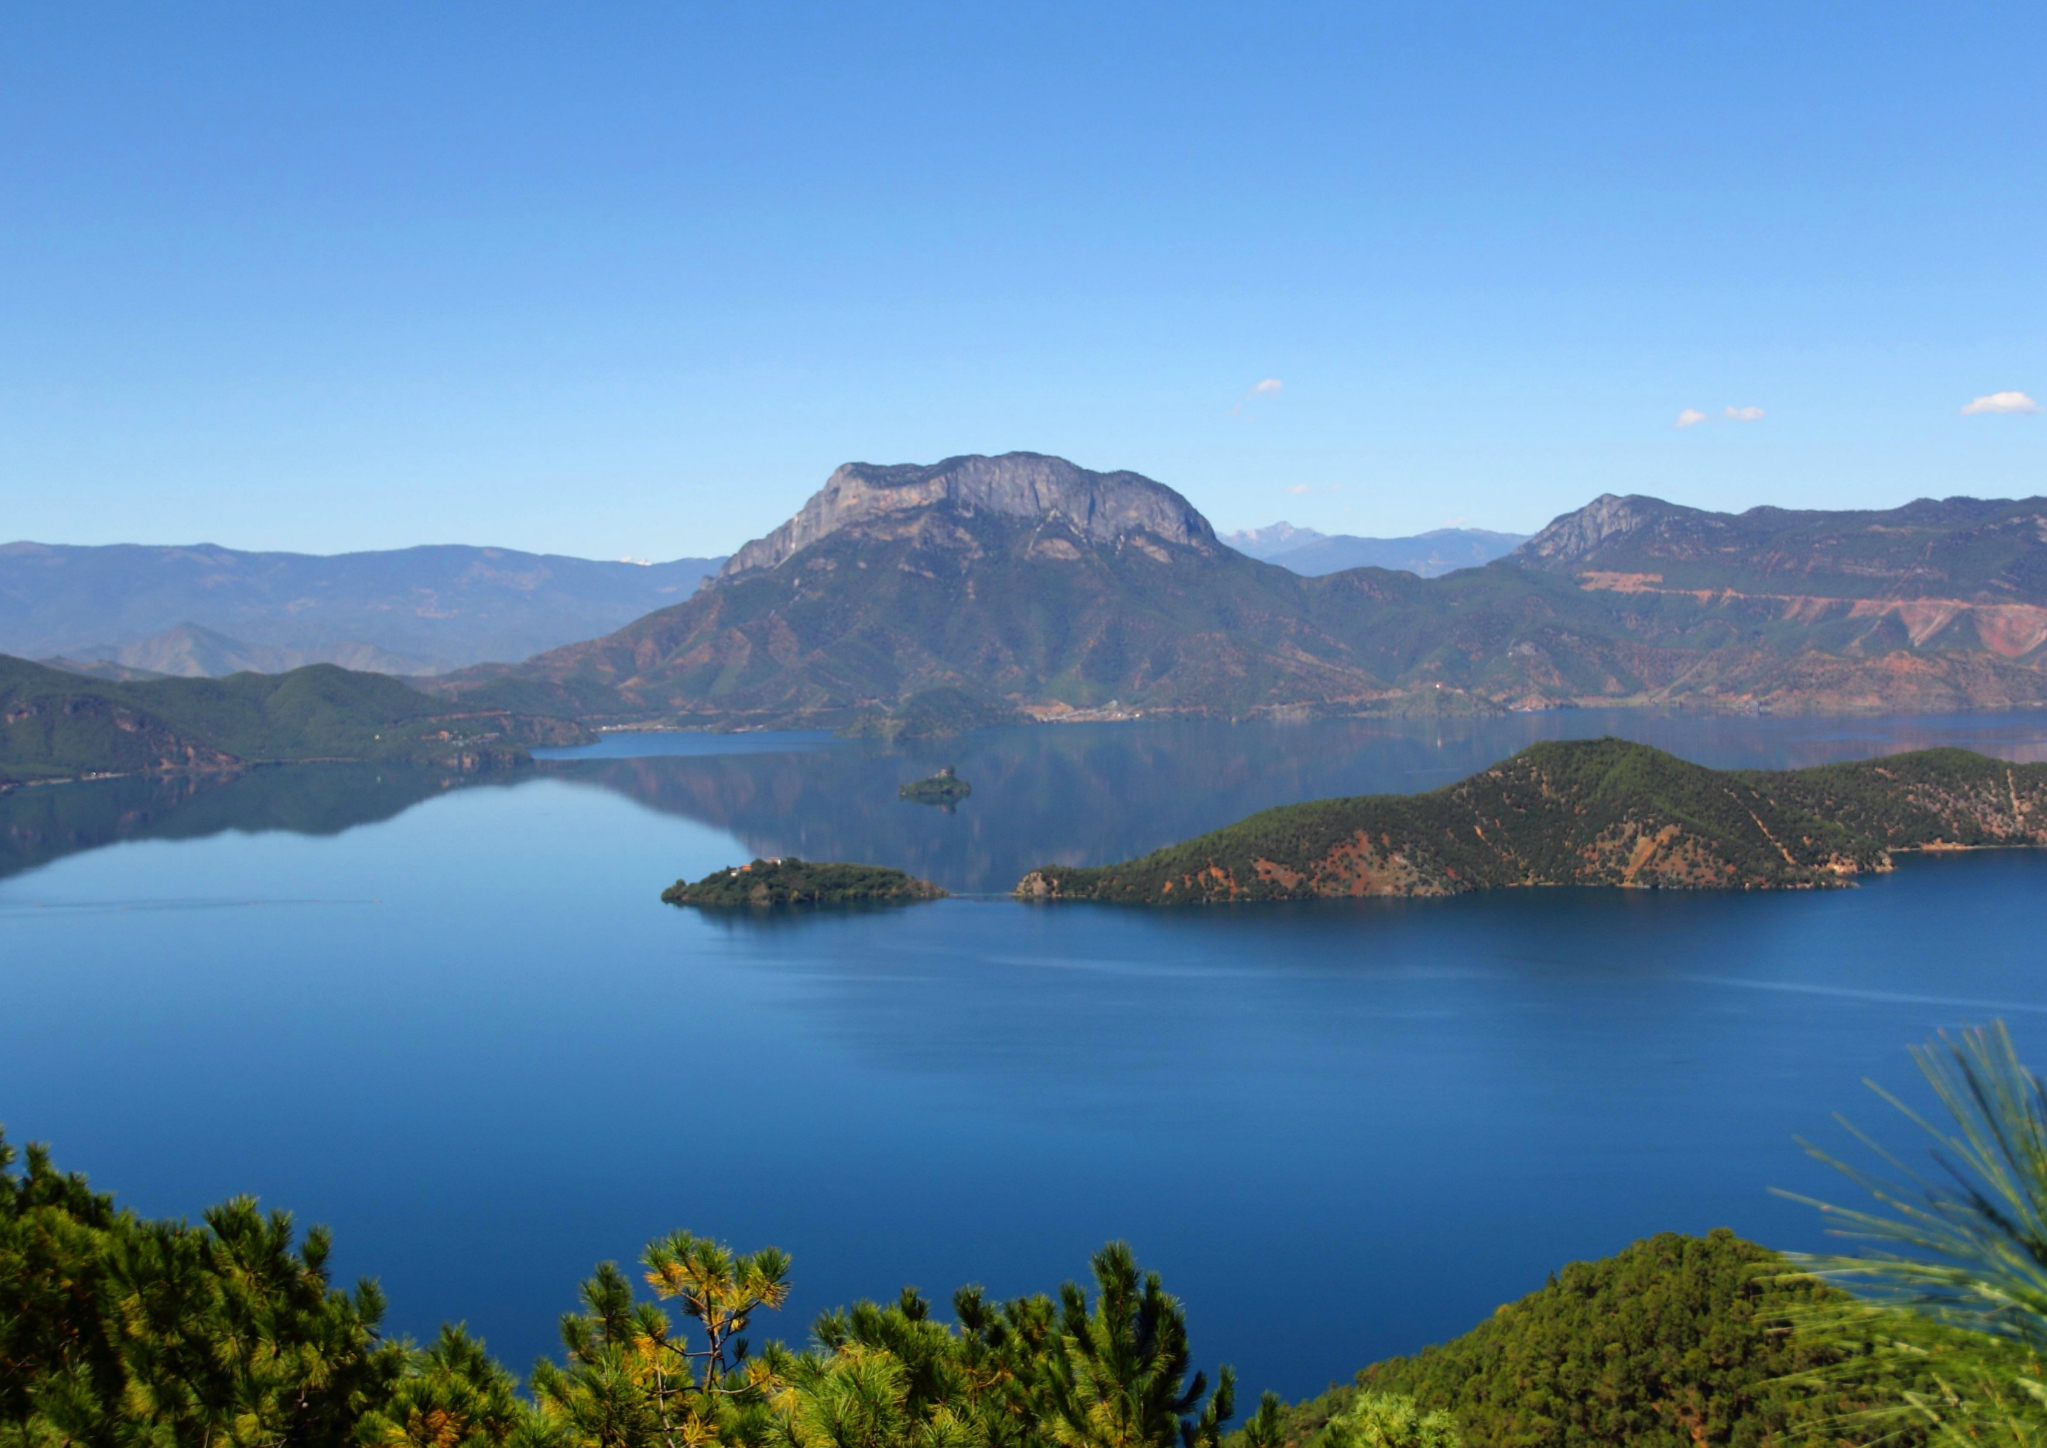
358 1326 528 1448
1 1128 416 1448
1038 1245 1233 1448
531 1233 790 1448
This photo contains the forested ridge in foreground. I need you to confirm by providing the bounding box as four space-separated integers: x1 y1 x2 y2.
1259 1231 2028 1448
1017 738 2047 903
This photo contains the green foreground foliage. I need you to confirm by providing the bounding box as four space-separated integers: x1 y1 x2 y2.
1263 1230 2030 1448
1782 1022 2047 1446
19 1024 2047 1448
1018 739 2047 903
0 1133 423 1448
662 858 948 907
1 1131 1230 1448
5 1124 2021 1448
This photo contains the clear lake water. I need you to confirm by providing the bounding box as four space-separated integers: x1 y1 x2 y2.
6 708 2047 1400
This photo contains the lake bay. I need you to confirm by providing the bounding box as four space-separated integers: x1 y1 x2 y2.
5 710 2047 1401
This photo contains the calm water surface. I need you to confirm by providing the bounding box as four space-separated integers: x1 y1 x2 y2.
5 710 2047 1400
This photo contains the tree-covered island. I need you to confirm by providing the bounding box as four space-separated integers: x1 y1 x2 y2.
662 856 948 906
898 767 971 806
1017 737 2047 903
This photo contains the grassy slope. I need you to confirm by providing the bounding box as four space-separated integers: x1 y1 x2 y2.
1018 739 2047 902
1262 1229 2022 1448
0 655 535 782
661 857 947 906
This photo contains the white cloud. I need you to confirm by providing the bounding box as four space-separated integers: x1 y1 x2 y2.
1961 390 2041 416
1249 378 1283 397
1676 405 1764 428
1286 484 1311 494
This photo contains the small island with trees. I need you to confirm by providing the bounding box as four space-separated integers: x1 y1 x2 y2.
898 766 971 807
662 856 948 907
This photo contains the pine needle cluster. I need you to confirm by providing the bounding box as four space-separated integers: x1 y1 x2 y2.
1778 1022 2047 1447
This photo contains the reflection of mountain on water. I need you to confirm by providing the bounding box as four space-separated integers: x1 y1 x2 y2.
12 713 2047 893
0 765 503 882
542 712 2047 896
534 719 1588 895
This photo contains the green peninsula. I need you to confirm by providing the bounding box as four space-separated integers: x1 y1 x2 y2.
0 654 587 786
1016 737 2047 903
663 856 947 906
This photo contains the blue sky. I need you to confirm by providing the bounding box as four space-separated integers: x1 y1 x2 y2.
2 3 2041 559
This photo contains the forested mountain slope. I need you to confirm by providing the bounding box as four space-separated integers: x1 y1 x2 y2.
1016 739 2047 902
436 456 2047 727
0 655 584 784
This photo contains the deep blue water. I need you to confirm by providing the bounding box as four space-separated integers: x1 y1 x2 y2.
5 710 2047 1403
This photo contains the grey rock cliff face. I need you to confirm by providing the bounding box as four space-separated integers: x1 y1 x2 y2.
1517 494 1667 565
720 453 1220 578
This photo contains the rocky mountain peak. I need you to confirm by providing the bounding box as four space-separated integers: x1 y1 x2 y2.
719 452 1219 578
1517 494 1670 565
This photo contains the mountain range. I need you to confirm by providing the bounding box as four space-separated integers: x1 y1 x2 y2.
14 453 2047 734
433 452 2047 727
1223 523 1529 576
0 542 724 676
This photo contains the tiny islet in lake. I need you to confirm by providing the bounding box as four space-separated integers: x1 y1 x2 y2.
4 710 2047 1399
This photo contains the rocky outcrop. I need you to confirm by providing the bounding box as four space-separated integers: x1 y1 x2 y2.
720 452 1219 578
1516 494 1667 565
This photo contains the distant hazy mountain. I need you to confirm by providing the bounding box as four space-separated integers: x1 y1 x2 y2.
34 656 173 683
1221 522 1327 560
47 623 433 679
1224 524 1529 576
0 543 725 675
441 457 2047 724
